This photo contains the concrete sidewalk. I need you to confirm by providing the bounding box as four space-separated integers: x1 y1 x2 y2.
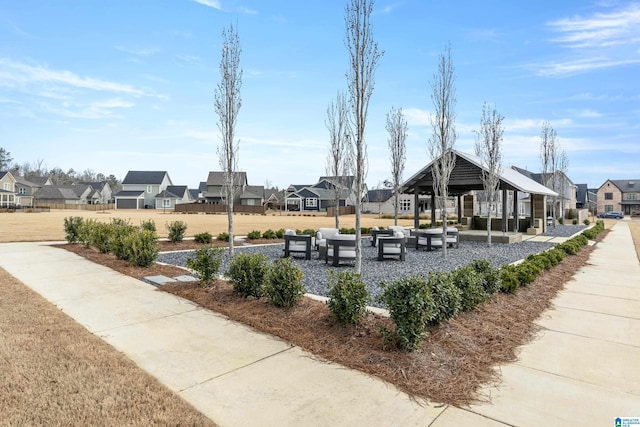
1 222 638 426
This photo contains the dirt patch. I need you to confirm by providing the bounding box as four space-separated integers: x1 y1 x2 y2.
0 268 216 426
58 232 604 406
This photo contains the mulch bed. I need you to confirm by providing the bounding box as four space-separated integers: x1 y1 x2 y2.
58 231 606 407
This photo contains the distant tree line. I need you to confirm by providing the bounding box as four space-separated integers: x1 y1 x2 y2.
0 146 121 192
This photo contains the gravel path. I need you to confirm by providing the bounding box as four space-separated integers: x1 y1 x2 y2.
158 226 586 307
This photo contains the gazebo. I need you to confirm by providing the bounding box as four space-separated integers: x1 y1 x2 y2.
400 150 558 233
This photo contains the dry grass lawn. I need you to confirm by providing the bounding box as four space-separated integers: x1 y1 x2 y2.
628 221 640 262
0 268 216 426
0 209 413 243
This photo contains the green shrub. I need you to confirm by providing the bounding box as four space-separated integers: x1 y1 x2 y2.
187 246 224 286
500 265 520 293
378 276 435 351
63 216 84 243
451 265 487 311
262 229 277 239
514 262 540 285
123 229 158 267
360 227 371 235
572 219 578 225
301 228 316 236
275 228 286 238
166 220 187 243
109 220 137 260
557 241 580 255
583 219 590 226
339 227 356 234
264 258 305 307
226 253 269 297
247 230 262 240
596 219 604 228
471 259 503 295
77 218 95 247
427 272 461 325
326 271 369 325
558 217 564 225
194 231 212 244
90 221 113 254
216 232 229 242
140 219 156 233
566 208 575 219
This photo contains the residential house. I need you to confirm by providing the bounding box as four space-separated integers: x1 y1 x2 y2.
204 171 247 204
155 185 192 210
597 179 640 216
0 171 17 208
188 181 207 203
114 171 172 209
512 166 577 218
575 183 597 214
15 176 52 207
284 176 364 212
362 189 436 215
76 181 112 204
264 188 282 210
33 184 95 205
202 172 264 206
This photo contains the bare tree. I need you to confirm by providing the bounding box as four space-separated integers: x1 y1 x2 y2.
214 23 242 258
386 106 407 226
540 121 559 225
427 44 457 258
474 103 504 247
326 91 353 228
558 148 569 220
345 0 383 273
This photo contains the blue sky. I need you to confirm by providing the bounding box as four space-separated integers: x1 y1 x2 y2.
1 0 639 190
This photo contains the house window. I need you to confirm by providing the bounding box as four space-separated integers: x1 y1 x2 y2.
147 185 153 193
305 198 317 208
518 203 525 216
604 192 613 200
627 193 637 200
400 199 411 211
19 187 26 195
605 205 613 212
3 183 10 191
163 199 171 208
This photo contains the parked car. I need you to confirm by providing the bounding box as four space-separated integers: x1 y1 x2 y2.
597 211 624 219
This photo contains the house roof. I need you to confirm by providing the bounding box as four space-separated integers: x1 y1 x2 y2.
206 171 248 186
15 176 41 187
34 186 80 200
198 181 207 191
157 185 189 199
76 181 108 191
0 188 14 194
188 189 200 199
122 171 169 185
114 190 145 198
264 189 281 201
367 189 393 203
317 176 355 189
576 183 588 204
240 185 264 200
0 171 10 180
605 179 640 193
401 150 558 197
21 176 51 186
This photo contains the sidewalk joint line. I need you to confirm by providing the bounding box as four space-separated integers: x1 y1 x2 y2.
178 346 296 392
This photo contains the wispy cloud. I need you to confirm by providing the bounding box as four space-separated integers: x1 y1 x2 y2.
115 45 161 56
0 58 145 95
43 98 135 119
535 56 640 76
239 6 258 15
536 3 640 76
193 0 222 10
403 107 431 127
548 4 640 48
